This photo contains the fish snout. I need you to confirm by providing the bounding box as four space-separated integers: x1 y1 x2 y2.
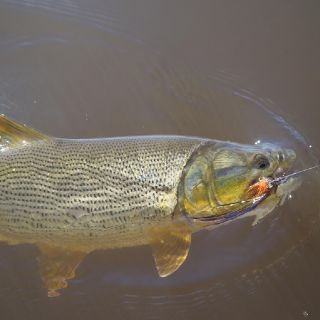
275 148 296 174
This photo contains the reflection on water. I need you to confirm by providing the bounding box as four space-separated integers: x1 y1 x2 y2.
0 1 320 319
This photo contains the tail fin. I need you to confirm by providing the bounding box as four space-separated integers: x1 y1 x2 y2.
0 115 50 150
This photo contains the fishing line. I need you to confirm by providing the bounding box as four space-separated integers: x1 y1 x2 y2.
270 164 320 186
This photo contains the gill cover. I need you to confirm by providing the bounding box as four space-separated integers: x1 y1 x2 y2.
180 145 259 218
212 149 250 204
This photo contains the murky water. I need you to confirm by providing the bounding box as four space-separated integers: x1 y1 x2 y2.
0 1 320 319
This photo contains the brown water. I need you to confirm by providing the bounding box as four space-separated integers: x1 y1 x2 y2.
0 1 320 319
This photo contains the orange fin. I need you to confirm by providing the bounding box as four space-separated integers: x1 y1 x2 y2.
36 244 86 297
146 220 192 277
0 114 51 150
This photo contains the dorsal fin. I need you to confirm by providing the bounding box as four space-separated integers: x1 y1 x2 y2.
0 114 50 150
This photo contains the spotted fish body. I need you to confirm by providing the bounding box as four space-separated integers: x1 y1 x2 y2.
0 115 297 296
0 135 207 250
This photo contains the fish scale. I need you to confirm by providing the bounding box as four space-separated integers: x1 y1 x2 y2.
0 135 207 249
0 115 297 295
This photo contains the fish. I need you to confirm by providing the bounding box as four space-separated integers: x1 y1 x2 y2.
0 115 298 296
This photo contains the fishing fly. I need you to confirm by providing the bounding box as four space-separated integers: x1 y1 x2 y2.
231 164 320 207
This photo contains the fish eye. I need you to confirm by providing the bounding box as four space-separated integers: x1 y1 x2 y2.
254 154 270 170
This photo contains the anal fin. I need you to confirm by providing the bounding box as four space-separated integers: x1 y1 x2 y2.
36 244 86 297
146 220 192 277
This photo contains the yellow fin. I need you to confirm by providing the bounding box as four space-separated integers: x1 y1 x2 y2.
36 244 86 297
0 114 50 149
147 221 192 277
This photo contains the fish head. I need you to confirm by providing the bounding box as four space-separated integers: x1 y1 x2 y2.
210 142 296 204
180 141 296 223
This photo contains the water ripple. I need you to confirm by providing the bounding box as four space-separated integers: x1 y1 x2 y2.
1 0 143 43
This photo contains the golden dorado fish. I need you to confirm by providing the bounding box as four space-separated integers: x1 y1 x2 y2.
0 115 297 296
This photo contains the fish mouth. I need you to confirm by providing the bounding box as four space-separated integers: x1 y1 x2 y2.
191 172 290 225
191 192 270 225
269 165 296 187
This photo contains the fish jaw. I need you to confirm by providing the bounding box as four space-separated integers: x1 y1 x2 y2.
196 176 302 231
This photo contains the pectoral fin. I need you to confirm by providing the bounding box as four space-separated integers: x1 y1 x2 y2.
147 221 192 277
36 244 86 297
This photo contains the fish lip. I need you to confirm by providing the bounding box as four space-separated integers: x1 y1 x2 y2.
269 166 295 188
190 192 270 224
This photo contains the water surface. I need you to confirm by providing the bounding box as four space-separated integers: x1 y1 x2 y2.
0 1 320 319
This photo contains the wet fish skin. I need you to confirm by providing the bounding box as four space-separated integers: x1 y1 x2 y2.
0 135 207 250
0 115 297 296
